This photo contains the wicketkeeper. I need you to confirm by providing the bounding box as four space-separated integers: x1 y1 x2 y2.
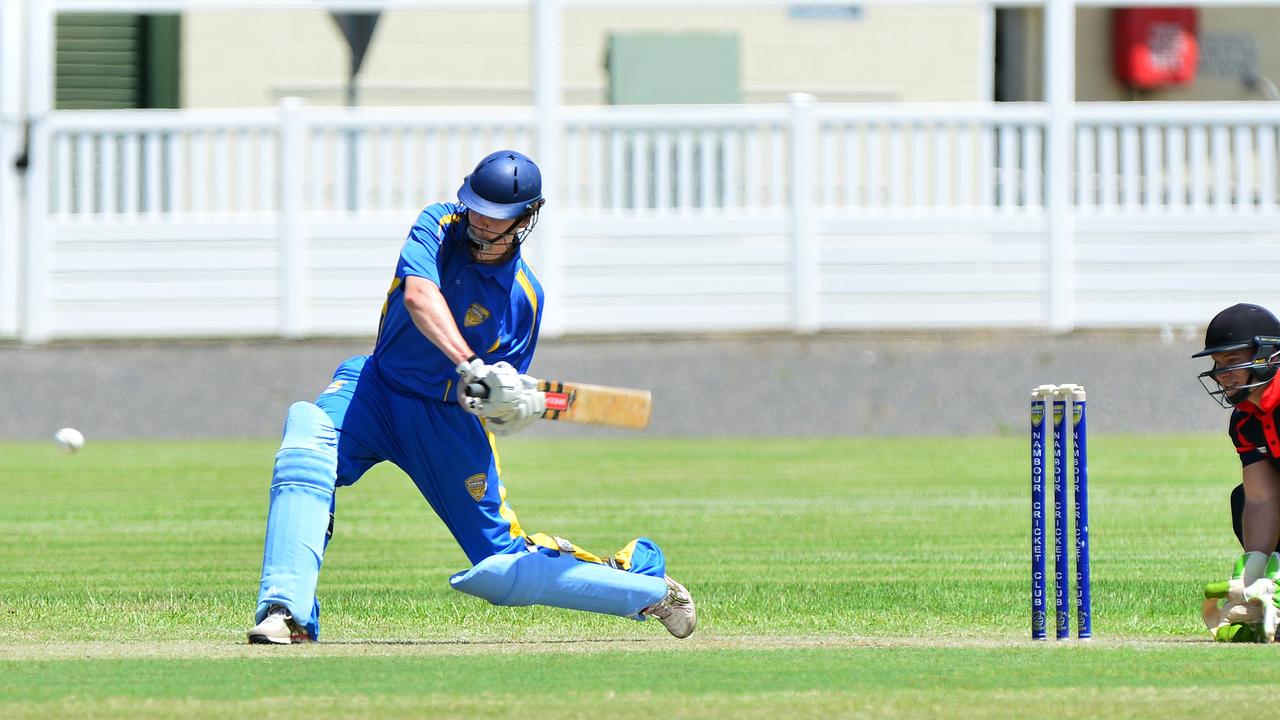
1194 303 1280 642
247 150 695 644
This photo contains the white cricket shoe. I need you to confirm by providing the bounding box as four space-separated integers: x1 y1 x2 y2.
247 604 311 645
642 575 696 639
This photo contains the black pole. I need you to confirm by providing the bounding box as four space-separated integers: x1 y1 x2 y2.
330 13 380 211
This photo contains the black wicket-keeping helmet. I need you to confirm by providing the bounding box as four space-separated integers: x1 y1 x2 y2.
1194 303 1280 407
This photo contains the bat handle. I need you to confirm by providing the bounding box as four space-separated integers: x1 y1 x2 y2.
465 382 489 399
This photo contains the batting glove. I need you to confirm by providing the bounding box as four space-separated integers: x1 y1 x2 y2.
456 358 536 421
485 375 547 436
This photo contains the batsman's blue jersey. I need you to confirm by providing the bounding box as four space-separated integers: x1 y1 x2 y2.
373 202 543 399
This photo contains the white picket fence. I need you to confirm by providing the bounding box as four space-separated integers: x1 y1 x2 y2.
0 113 19 339
6 96 1280 342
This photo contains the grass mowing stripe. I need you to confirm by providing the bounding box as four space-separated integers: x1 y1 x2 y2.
0 690 1265 720
3 645 1280 702
0 689 1261 720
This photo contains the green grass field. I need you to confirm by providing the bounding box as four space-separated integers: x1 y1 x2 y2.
0 435 1267 718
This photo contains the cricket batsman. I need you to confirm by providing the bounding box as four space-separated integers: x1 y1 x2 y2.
1195 303 1280 642
247 150 695 644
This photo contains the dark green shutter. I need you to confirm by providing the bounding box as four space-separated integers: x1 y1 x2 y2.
56 14 180 110
142 15 181 109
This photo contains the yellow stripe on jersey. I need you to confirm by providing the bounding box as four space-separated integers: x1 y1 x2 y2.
439 212 461 231
526 532 606 565
497 485 525 541
514 268 538 345
612 538 640 571
375 276 404 344
486 430 529 539
487 338 501 353
442 379 453 402
487 430 502 476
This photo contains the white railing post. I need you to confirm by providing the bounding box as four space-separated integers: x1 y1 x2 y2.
21 0 53 344
1044 0 1076 332
789 93 819 333
278 97 308 337
0 0 22 338
533 0 564 337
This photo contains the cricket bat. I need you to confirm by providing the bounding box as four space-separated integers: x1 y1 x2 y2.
465 379 652 430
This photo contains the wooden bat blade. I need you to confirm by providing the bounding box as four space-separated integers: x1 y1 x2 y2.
538 380 651 430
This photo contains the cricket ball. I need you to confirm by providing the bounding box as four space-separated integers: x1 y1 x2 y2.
53 427 85 454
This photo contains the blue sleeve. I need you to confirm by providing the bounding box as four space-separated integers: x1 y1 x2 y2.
398 204 459 286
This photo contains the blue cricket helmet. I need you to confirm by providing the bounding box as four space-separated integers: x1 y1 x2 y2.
457 150 544 220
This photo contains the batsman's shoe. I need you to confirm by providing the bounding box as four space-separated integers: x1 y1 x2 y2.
247 605 312 645
642 575 696 639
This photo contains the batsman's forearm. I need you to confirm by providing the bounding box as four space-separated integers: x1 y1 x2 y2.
402 277 475 365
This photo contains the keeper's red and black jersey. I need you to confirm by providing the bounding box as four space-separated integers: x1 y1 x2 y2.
1230 379 1280 467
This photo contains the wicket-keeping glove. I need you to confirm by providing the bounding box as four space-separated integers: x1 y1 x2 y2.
1202 551 1280 643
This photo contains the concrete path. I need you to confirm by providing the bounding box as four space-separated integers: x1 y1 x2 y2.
0 330 1223 440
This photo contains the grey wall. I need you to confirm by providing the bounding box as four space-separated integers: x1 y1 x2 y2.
0 330 1225 441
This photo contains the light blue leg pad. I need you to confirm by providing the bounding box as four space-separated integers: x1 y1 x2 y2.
255 402 338 639
450 550 669 619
